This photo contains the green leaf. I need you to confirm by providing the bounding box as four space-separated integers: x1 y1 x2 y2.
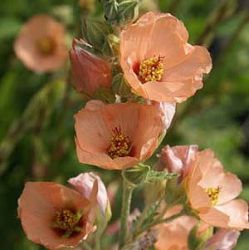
0 18 21 40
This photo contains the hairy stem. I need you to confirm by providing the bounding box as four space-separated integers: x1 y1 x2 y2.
119 175 134 248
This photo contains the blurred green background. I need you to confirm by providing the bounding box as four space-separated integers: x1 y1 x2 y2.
0 0 248 249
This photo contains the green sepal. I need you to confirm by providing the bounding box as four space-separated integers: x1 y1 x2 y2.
81 17 113 55
122 164 150 187
101 0 139 26
102 0 119 24
112 73 132 98
118 0 139 25
188 225 201 250
122 164 178 188
93 87 116 103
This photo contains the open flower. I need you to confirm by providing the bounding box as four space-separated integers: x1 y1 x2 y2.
14 15 67 73
120 12 212 103
68 172 110 219
155 216 197 250
70 38 112 95
18 181 97 249
75 100 172 170
185 149 249 230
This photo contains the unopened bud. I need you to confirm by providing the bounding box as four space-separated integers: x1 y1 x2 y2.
70 38 112 95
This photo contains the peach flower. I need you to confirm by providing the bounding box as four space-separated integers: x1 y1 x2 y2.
14 15 67 73
70 38 112 95
205 229 240 250
18 182 97 249
185 149 249 230
155 216 197 250
157 145 198 180
68 172 110 217
75 100 172 170
120 12 212 103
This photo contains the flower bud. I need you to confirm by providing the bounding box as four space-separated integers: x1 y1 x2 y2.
158 145 198 180
69 38 112 95
68 172 111 220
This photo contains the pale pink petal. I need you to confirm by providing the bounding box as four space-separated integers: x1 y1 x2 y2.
199 207 230 228
216 199 249 230
76 138 138 170
152 102 176 130
163 46 212 83
68 172 109 216
155 216 196 250
132 104 164 159
205 229 240 250
75 107 111 153
160 145 198 176
85 100 106 111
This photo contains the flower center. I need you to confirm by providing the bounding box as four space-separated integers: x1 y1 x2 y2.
52 209 83 237
205 187 220 206
36 36 56 55
138 56 164 83
107 127 131 159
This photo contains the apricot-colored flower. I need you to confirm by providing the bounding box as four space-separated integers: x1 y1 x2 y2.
68 172 110 218
18 182 97 249
14 15 67 73
205 229 240 250
155 216 197 250
185 149 249 230
70 38 112 95
75 100 170 170
120 12 212 103
157 145 198 179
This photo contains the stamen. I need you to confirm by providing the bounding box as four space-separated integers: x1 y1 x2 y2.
36 36 56 55
52 209 83 237
107 127 131 159
138 56 164 83
205 187 220 206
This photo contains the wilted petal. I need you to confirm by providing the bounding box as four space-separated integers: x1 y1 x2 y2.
68 172 109 216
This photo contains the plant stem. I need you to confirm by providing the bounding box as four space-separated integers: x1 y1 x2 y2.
119 175 134 248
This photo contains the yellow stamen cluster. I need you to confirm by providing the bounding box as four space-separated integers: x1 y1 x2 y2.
206 187 220 206
52 209 82 236
107 127 131 159
139 56 164 83
36 36 56 55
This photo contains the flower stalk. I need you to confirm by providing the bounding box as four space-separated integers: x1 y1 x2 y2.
119 173 134 248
